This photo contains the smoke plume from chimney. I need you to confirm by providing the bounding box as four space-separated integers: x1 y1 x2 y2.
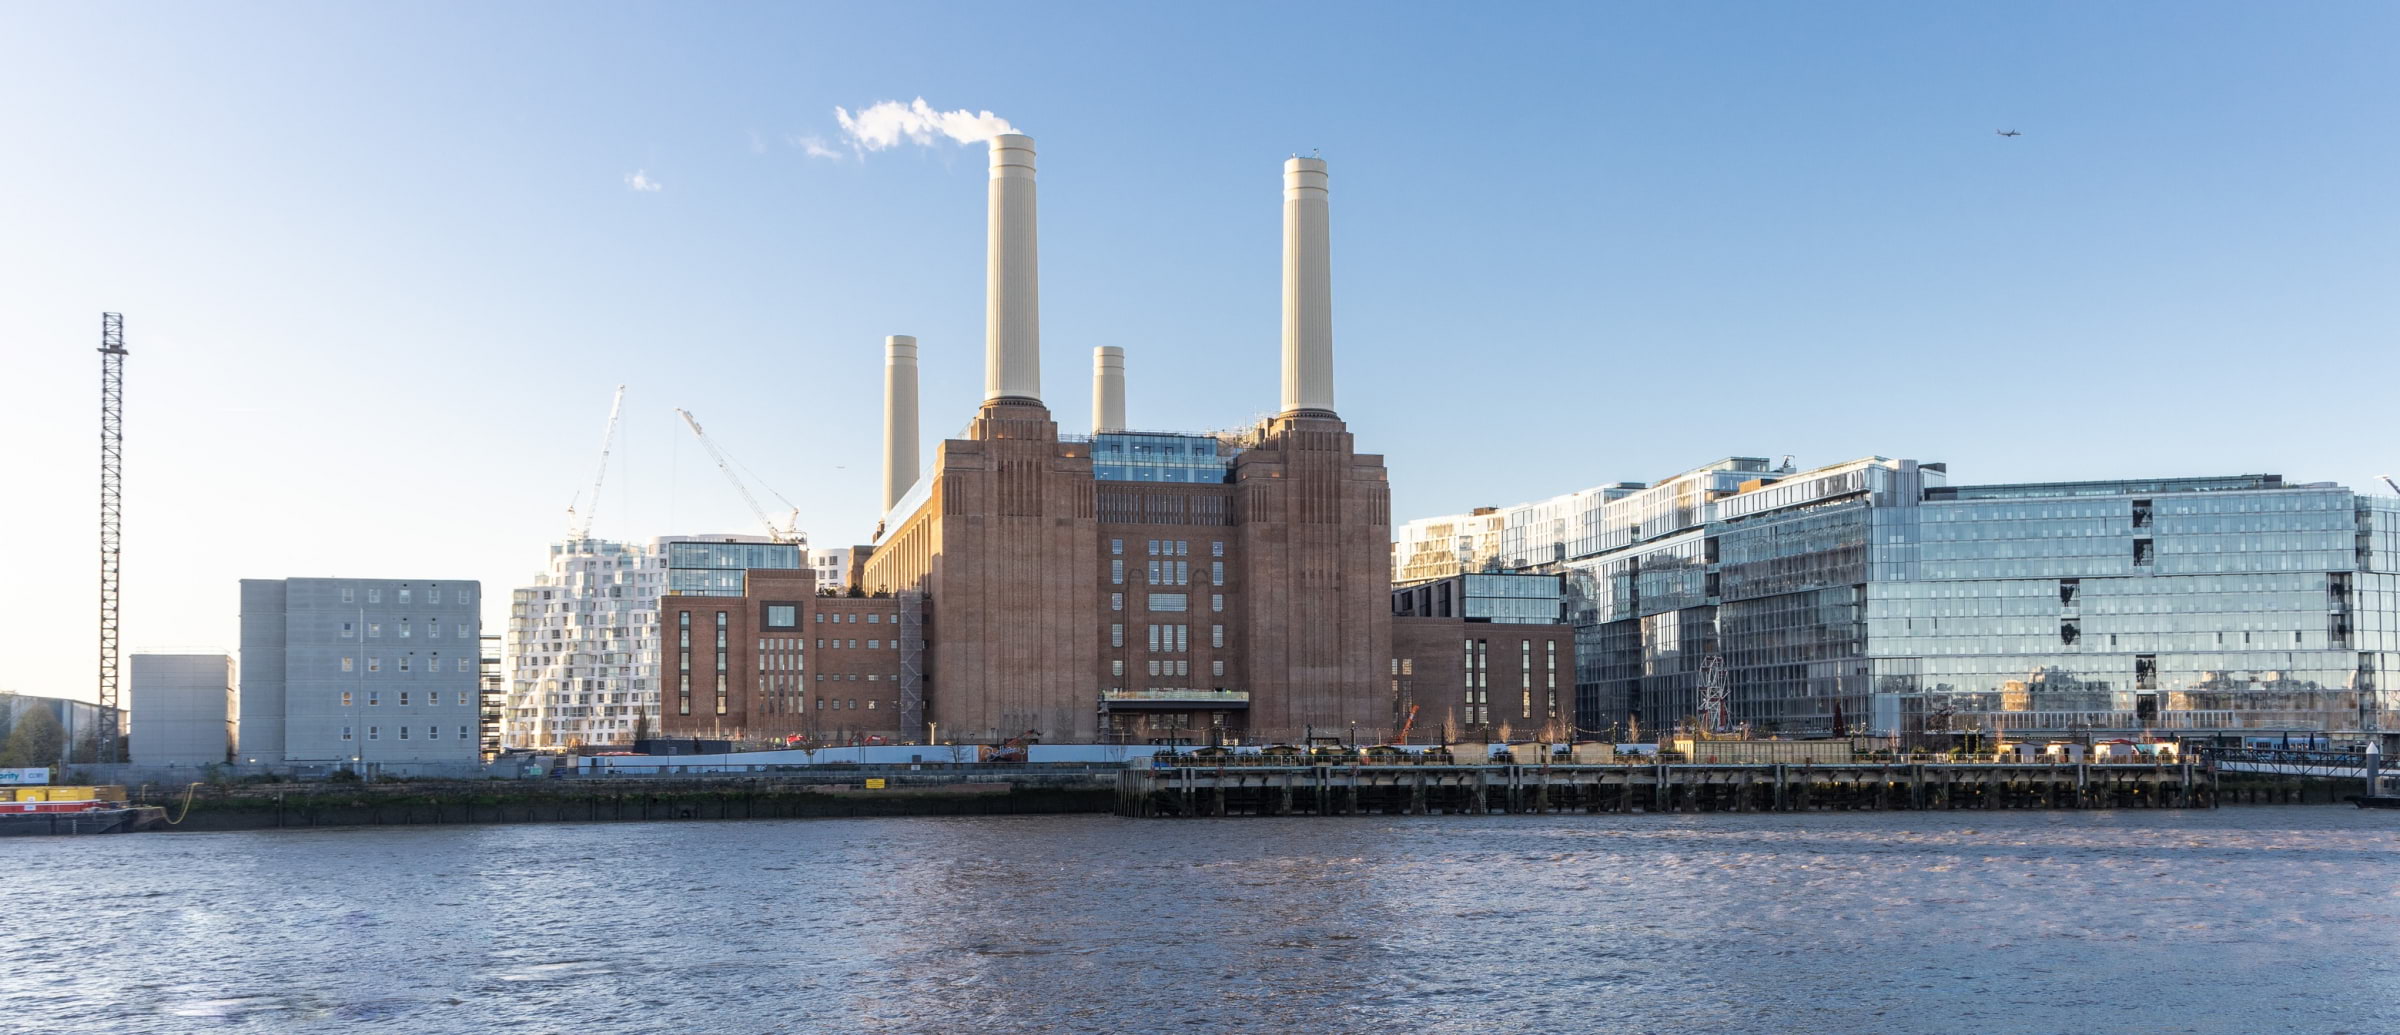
829 98 1018 157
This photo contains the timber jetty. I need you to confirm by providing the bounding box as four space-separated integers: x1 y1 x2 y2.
1115 761 2216 817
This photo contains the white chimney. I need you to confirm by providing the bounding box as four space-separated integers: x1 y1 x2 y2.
1280 155 1334 417
1092 346 1125 433
985 134 1041 405
882 335 919 512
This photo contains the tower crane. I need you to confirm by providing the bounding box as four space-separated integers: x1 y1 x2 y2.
2381 475 2400 497
674 408 805 544
564 385 626 540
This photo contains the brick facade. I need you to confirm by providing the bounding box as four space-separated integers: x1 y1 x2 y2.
657 568 912 745
858 403 1399 746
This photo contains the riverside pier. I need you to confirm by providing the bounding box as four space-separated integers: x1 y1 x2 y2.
1115 761 2217 817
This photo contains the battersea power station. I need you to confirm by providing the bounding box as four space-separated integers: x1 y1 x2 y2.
660 135 1577 748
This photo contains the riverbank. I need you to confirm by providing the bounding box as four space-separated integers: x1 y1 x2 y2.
129 771 1116 832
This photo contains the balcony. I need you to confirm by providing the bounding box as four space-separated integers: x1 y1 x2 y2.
1102 689 1250 710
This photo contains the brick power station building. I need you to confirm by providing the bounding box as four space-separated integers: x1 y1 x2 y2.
663 135 1573 748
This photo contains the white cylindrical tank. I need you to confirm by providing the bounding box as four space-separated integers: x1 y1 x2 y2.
882 335 920 512
985 134 1041 404
1280 155 1334 417
1092 346 1125 433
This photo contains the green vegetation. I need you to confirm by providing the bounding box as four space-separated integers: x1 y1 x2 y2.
0 707 64 768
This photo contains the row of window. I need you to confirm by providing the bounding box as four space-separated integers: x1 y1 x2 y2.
340 656 475 674
1112 539 1227 558
340 621 472 640
1114 659 1226 677
340 724 472 741
339 587 472 606
338 690 475 707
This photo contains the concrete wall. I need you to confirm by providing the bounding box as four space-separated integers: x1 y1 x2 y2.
130 654 234 765
241 577 482 766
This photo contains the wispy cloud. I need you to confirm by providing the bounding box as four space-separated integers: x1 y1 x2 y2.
747 129 767 155
625 170 663 192
815 98 1017 160
795 134 842 160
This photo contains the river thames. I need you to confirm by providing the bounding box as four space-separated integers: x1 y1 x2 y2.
7 807 2398 1033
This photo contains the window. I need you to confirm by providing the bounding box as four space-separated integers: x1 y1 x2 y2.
767 605 798 628
368 588 382 603
341 656 354 673
398 588 412 605
459 590 472 606
341 587 356 603
460 726 471 740
1111 539 1123 555
1148 660 1162 676
341 726 353 741
399 657 410 673
368 657 381 673
1210 541 1224 557
1149 625 1161 651
1176 540 1189 556
369 690 380 706
1112 660 1125 676
428 725 440 739
1111 560 1124 585
1211 660 1225 677
342 621 355 639
1211 561 1224 586
368 623 382 638
342 691 353 706
1111 624 1124 648
368 726 380 740
2132 538 2154 566
399 726 410 740
1211 594 1224 613
1147 540 1160 556
1148 593 1187 612
429 589 441 604
1111 593 1123 611
399 691 410 706
869 640 880 650
1211 625 1225 648
459 658 472 673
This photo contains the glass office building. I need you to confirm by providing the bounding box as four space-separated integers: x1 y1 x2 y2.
1088 432 1238 484
1401 459 2400 741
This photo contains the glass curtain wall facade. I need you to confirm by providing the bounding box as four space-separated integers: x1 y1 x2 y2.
1399 458 2400 741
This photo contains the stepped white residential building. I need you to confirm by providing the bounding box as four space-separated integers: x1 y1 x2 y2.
501 534 804 750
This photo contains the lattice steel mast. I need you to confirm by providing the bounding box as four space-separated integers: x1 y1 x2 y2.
97 313 127 764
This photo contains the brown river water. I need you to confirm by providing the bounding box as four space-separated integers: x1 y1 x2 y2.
6 807 2398 1033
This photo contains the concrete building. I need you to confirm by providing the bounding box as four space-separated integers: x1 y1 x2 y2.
502 535 804 751
1391 573 1577 744
238 577 482 766
853 138 1394 747
1399 459 2400 742
656 568 913 745
129 653 234 765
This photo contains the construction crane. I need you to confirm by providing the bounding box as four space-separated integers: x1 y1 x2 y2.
95 313 127 764
563 385 626 540
2382 474 2400 497
674 408 805 544
1396 704 1420 745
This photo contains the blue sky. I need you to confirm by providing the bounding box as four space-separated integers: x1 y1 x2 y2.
4 2 2394 701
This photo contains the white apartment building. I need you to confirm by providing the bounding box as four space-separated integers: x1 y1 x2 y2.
502 534 804 750
810 547 853 594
